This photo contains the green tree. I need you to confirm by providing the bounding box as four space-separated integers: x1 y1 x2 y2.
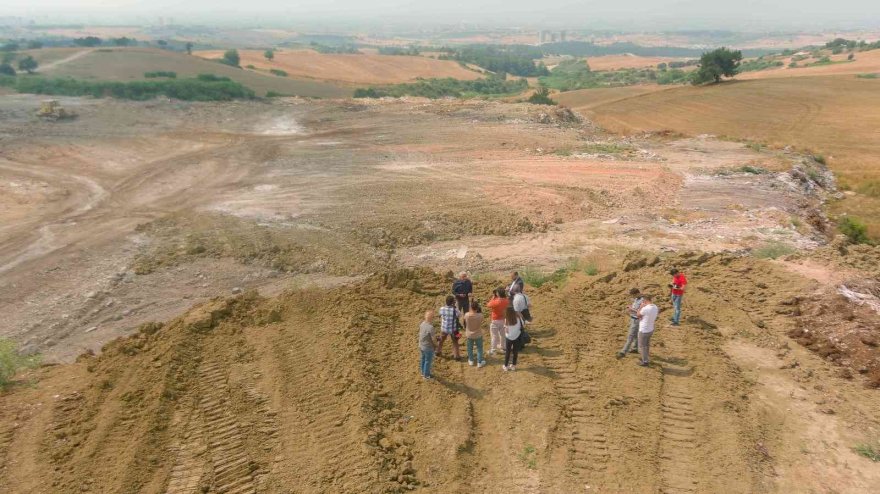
0 63 15 76
692 47 742 85
222 49 240 67
1 42 19 52
185 42 193 55
18 55 37 74
264 49 274 61
27 40 43 49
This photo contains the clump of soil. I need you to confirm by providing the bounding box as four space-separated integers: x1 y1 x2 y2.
789 285 880 388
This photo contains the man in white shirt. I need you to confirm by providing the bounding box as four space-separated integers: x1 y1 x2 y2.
637 294 659 367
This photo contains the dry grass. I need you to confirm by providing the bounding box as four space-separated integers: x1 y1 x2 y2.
556 85 670 111
585 54 685 71
197 49 482 85
564 75 880 236
32 47 351 98
740 49 880 80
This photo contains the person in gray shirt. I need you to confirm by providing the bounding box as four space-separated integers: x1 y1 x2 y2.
418 310 437 380
617 288 642 358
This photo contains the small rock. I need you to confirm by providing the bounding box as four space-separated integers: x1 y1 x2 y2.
231 287 243 295
84 326 98 333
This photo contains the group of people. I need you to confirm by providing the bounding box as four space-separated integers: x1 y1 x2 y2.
417 268 687 378
418 272 531 379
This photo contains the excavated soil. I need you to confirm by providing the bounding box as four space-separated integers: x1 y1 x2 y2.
1 95 879 493
2 256 879 493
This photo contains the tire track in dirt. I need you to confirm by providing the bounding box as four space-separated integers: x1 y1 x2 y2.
271 315 377 492
165 360 260 494
537 293 620 491
657 333 699 494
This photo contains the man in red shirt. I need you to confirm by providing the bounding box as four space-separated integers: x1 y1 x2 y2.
669 268 687 326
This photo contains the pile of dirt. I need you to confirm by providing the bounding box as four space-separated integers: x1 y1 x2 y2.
132 212 388 276
788 282 880 388
4 253 856 493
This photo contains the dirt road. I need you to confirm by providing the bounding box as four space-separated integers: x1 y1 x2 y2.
36 48 95 72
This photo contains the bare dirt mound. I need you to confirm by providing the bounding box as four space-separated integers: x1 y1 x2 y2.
3 254 878 493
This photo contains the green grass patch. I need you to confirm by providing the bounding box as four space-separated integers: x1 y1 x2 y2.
753 241 796 259
269 68 288 77
813 154 827 165
580 142 635 154
857 73 879 79
520 266 569 288
0 74 254 101
853 444 880 461
839 216 872 245
518 444 538 469
0 338 41 389
739 165 768 174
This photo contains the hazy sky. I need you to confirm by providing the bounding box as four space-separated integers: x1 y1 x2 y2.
6 0 880 30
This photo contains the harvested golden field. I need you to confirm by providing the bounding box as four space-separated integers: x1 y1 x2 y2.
740 49 880 80
562 75 880 235
556 85 670 110
34 47 351 98
585 54 683 71
196 49 482 85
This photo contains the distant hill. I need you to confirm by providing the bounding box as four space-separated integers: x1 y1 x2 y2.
28 47 351 98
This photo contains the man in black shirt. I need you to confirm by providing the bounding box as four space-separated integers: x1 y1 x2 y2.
452 272 473 315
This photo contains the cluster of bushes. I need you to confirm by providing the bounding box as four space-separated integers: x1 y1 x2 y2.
309 42 360 54
269 68 288 77
0 74 254 101
144 71 177 78
354 76 528 99
527 87 556 105
538 59 691 91
739 58 784 72
219 49 240 67
838 216 872 245
73 36 103 47
440 45 549 77
825 38 880 51
378 46 420 56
